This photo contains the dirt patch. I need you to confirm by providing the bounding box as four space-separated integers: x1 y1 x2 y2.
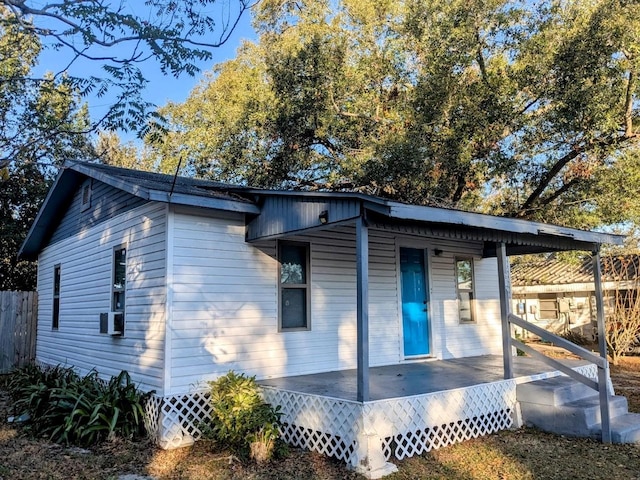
611 356 640 413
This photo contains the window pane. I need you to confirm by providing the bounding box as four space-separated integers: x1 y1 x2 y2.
53 298 59 329
280 244 306 284
113 291 126 312
456 259 472 288
458 291 473 322
281 288 307 329
54 266 61 295
114 248 126 289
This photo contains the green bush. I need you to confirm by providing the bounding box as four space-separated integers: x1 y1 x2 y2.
203 371 283 462
7 364 153 446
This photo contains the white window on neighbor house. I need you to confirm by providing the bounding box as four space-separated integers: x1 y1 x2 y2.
52 264 61 330
278 241 310 331
539 293 559 320
456 257 476 323
112 245 127 314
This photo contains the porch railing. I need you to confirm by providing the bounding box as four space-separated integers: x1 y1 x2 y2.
508 313 611 443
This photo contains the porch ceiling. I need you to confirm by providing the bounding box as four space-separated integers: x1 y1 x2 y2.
258 355 589 402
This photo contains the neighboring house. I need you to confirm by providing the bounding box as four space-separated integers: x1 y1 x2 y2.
19 162 626 478
511 256 640 340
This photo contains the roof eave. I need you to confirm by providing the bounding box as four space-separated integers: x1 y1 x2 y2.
19 167 83 260
387 202 624 248
147 190 260 213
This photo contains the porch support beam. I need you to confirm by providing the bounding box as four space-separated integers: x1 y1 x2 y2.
592 249 612 444
356 214 370 402
496 242 513 379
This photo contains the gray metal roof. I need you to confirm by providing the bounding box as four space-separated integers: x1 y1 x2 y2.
19 161 259 258
242 189 623 255
70 161 258 212
20 161 625 259
512 255 640 286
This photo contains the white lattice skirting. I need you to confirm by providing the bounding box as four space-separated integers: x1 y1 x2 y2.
261 380 516 462
143 364 608 475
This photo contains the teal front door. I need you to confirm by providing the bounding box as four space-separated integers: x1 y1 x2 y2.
400 247 430 356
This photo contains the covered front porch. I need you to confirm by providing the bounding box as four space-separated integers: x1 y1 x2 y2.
260 354 591 401
259 355 598 478
245 193 623 478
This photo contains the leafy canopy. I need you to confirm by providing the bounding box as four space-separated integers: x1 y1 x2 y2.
151 0 639 229
0 7 94 290
0 0 252 167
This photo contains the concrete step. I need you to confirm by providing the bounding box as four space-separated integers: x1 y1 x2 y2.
520 394 628 437
517 376 640 444
598 413 640 444
516 376 597 406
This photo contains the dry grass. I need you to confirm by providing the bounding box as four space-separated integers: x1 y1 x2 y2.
1 358 640 480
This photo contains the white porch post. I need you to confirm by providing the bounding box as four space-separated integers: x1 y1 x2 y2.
496 242 513 379
592 249 612 443
356 214 369 402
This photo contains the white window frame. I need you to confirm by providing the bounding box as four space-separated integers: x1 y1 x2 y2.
112 245 127 315
278 241 311 331
455 257 476 324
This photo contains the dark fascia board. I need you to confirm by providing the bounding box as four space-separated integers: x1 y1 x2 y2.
241 188 623 248
387 202 624 248
70 162 259 214
19 167 83 259
146 190 260 213
231 187 390 216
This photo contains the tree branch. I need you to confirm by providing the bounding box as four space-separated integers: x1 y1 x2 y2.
624 68 636 138
515 134 638 218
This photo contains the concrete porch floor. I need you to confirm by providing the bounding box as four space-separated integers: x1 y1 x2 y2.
259 354 590 401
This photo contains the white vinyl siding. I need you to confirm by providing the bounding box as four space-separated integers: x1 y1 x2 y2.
431 251 502 359
36 202 167 392
167 211 503 395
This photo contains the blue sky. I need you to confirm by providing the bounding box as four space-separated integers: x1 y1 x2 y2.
34 6 256 140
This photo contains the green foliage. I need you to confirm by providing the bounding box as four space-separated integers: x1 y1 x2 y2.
151 0 640 230
203 371 283 462
0 6 95 289
7 364 153 446
0 1 251 147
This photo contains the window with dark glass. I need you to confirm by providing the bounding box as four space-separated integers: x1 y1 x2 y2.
52 264 61 330
112 246 126 314
455 258 476 323
279 242 310 330
81 180 92 212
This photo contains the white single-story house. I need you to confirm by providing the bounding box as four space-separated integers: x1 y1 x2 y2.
511 255 640 341
19 161 631 478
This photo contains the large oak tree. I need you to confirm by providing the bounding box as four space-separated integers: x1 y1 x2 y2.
151 0 640 229
0 7 94 289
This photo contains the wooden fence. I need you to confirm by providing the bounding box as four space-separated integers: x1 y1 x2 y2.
0 291 37 373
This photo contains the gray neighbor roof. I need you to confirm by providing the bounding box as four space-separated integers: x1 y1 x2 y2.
19 161 624 259
512 255 640 287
